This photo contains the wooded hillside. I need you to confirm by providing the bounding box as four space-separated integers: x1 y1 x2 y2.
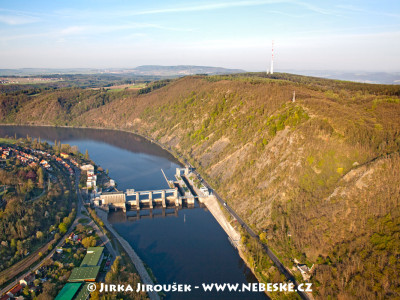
1 73 399 299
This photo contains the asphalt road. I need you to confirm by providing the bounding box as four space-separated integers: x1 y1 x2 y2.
190 168 310 300
0 168 118 297
0 170 78 296
75 169 118 258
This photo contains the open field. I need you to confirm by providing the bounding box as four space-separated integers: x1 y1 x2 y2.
0 77 62 85
91 83 147 91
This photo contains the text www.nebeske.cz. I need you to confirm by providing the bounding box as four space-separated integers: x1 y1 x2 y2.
96 282 312 293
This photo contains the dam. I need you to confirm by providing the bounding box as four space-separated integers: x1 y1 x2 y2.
91 167 209 212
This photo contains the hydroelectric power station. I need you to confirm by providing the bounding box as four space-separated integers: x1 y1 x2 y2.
90 167 213 215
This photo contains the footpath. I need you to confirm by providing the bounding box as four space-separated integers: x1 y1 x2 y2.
202 196 241 247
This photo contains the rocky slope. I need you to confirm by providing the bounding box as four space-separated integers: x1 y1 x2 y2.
1 74 399 299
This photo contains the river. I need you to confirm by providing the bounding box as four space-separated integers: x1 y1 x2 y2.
0 125 268 300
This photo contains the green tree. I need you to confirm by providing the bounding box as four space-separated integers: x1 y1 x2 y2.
36 231 44 240
16 240 24 256
84 149 90 160
82 236 97 248
40 282 57 298
23 285 30 296
58 223 67 234
26 179 34 193
111 256 120 274
37 167 44 188
63 216 71 226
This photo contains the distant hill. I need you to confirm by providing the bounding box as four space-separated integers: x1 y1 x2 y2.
0 65 245 76
2 67 399 85
130 65 245 76
0 73 400 299
283 70 400 85
0 68 102 76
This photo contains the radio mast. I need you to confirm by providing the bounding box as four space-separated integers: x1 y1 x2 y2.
270 40 274 74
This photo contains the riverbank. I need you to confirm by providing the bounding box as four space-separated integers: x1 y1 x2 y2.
95 208 160 300
202 196 240 246
0 123 271 296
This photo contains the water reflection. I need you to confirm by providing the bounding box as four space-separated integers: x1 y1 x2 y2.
109 205 198 223
0 125 178 162
0 125 268 300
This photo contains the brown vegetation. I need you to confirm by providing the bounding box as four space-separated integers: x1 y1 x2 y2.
1 74 400 299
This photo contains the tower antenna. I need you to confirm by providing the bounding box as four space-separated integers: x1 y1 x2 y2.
271 40 274 74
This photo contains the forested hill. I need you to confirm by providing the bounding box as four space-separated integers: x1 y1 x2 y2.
1 73 400 299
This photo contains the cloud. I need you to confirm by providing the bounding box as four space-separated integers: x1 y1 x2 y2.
335 4 400 18
0 32 48 42
130 1 279 15
0 14 39 25
58 23 192 37
60 26 87 35
92 0 335 17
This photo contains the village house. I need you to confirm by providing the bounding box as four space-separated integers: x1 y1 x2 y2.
7 284 23 298
60 152 69 159
81 164 94 172
20 273 35 287
296 264 314 281
0 294 10 300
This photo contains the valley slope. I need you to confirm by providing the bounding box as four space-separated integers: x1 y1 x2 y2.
1 73 400 299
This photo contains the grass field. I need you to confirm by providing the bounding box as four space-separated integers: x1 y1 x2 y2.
0 138 17 144
0 77 62 85
78 218 90 224
91 83 147 91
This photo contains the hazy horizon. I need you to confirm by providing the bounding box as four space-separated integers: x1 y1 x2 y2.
1 1 400 72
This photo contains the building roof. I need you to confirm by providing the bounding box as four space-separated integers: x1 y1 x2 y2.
55 283 82 300
80 247 104 267
20 273 35 285
80 164 94 171
68 266 100 282
297 264 310 274
8 284 22 296
102 191 124 195
74 283 91 300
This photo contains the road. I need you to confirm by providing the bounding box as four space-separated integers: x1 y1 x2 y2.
0 170 78 296
96 209 160 300
0 168 119 297
74 169 118 259
190 168 310 300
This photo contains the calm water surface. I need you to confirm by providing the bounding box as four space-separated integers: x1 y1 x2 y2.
0 126 268 300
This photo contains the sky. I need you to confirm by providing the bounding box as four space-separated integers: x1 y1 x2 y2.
0 0 399 71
